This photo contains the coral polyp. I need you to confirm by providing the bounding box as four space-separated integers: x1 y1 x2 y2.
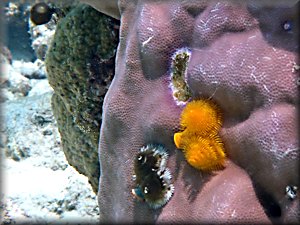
174 99 226 171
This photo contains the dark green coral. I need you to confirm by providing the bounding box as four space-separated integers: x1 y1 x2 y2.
45 3 119 193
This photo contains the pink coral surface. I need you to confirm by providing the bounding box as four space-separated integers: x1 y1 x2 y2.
83 0 299 223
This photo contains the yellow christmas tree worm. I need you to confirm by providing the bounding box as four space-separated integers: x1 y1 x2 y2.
174 99 226 171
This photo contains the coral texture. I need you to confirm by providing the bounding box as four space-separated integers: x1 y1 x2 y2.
45 4 119 193
89 0 298 223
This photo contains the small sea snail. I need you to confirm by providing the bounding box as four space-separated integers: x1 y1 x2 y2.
30 2 55 25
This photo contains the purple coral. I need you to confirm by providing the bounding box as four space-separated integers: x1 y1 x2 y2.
81 0 299 223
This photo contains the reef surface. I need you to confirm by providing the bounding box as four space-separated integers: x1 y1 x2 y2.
88 0 299 223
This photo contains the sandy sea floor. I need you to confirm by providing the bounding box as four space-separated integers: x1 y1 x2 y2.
0 61 99 224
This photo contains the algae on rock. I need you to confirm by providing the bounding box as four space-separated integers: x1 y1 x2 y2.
45 3 119 193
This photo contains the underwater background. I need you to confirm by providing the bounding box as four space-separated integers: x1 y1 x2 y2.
1 1 102 223
0 0 299 224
